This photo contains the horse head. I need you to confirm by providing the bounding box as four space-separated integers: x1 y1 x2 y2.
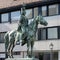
36 15 48 26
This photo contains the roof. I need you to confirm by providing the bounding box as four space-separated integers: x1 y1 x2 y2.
0 0 42 9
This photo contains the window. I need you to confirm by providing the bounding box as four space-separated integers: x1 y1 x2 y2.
40 29 46 40
38 27 58 40
38 28 46 40
26 9 32 19
38 4 59 16
49 4 58 15
47 28 58 39
42 6 47 16
1 13 9 22
11 11 20 21
34 7 38 18
0 33 6 43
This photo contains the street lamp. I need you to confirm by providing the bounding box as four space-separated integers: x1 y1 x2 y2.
49 43 54 60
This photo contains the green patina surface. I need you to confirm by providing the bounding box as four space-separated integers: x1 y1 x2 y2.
4 4 48 58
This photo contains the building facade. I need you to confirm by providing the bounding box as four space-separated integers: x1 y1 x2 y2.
0 0 60 60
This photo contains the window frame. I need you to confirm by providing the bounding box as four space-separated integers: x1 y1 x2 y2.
0 4 60 23
41 6 47 17
38 28 47 40
11 11 21 22
26 8 33 19
38 26 59 40
0 32 6 43
34 7 38 18
47 27 58 40
1 13 9 23
38 4 59 17
48 4 59 16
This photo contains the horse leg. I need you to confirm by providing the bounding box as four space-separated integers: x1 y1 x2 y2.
8 50 10 58
11 43 15 58
5 42 9 58
10 46 13 58
7 43 12 58
5 48 8 58
31 40 34 57
11 40 17 58
10 41 15 58
27 40 30 57
8 45 13 58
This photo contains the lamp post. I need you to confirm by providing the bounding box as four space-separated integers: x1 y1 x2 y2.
49 43 54 60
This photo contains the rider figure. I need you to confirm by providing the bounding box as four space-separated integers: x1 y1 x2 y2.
19 4 28 36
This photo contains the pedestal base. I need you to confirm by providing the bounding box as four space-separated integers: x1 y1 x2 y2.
5 58 39 60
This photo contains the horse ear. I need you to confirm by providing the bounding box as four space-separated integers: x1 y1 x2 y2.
35 16 38 20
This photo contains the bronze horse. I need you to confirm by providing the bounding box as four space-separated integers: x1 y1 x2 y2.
20 15 48 57
4 29 22 58
4 4 48 58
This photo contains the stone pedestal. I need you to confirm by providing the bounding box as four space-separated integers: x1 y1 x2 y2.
5 58 39 60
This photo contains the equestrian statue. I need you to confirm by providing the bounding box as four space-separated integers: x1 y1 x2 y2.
18 4 48 57
4 4 48 58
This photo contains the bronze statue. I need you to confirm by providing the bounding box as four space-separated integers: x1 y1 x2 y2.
18 4 48 57
20 15 48 57
4 4 28 58
4 4 48 58
4 29 22 58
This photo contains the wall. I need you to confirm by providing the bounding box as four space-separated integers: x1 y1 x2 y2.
0 0 41 9
38 15 60 28
0 15 60 58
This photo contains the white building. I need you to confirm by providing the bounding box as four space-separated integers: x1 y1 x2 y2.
0 0 60 60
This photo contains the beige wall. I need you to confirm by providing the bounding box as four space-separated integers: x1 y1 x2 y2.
0 0 42 9
38 15 60 28
34 40 60 52
0 15 60 32
0 40 60 52
0 22 18 32
0 15 60 57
